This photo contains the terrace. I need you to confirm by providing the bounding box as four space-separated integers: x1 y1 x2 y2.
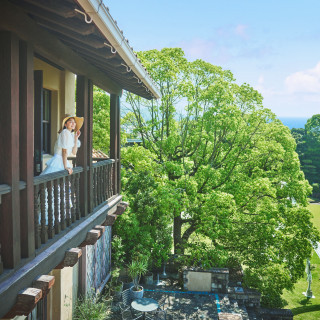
102 277 293 320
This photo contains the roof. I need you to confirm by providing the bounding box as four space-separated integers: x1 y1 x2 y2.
8 0 160 100
92 148 108 159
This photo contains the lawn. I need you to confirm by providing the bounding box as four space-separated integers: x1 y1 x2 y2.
309 202 320 232
281 203 320 320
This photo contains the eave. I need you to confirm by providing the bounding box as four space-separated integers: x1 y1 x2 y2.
5 0 160 100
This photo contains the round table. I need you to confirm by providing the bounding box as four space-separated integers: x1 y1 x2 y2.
131 298 159 319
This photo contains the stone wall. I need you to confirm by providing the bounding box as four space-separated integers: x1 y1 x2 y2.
258 308 293 320
228 287 261 308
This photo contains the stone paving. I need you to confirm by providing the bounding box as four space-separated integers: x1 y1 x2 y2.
110 279 261 320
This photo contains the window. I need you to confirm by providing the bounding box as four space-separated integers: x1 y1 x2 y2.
42 89 51 154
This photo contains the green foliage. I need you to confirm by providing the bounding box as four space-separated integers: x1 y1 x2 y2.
114 145 172 267
282 253 320 320
111 236 125 269
73 291 109 320
93 86 110 154
127 255 148 290
292 115 320 185
119 47 319 307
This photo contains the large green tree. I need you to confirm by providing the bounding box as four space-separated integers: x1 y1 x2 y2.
119 48 319 307
292 114 320 185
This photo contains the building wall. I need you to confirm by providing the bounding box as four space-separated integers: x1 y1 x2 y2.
34 58 76 169
34 58 76 153
47 264 79 320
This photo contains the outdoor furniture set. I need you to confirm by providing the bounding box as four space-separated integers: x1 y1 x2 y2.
120 288 168 320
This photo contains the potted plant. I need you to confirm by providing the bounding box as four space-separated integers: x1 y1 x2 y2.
127 256 148 299
144 271 154 285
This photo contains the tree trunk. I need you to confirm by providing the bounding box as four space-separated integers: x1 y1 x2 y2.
173 214 182 254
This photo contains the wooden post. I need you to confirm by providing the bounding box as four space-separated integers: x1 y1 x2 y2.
110 94 121 195
34 70 43 176
87 80 94 212
0 31 21 268
19 40 35 258
76 75 88 216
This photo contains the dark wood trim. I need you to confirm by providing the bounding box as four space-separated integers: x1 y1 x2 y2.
110 94 121 195
117 96 121 194
0 31 21 268
79 245 87 296
0 195 122 318
33 274 55 297
76 76 89 217
0 0 122 95
34 52 64 70
19 40 35 259
79 229 101 247
55 248 82 269
4 287 42 318
34 70 43 175
88 80 94 213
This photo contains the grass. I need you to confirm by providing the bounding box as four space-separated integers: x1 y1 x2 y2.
281 203 320 320
309 202 320 231
282 253 320 320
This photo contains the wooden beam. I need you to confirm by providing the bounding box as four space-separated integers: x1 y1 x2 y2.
33 70 43 175
0 31 21 268
110 94 121 195
33 274 55 296
4 287 42 318
76 76 88 217
36 18 106 49
16 0 77 19
93 225 105 234
115 201 129 216
0 0 122 95
102 213 118 226
14 0 93 34
59 36 120 61
80 229 101 246
87 80 94 213
19 40 35 258
55 248 82 269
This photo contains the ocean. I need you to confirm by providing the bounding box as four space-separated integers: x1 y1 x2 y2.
278 117 308 129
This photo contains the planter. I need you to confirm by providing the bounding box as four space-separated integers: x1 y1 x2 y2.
144 272 154 285
130 285 144 300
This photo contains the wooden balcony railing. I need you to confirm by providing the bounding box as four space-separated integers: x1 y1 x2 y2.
32 160 115 249
92 159 114 208
0 184 11 275
33 167 83 249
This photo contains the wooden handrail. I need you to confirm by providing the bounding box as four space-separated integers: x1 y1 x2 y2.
0 184 11 196
92 159 115 168
33 167 83 186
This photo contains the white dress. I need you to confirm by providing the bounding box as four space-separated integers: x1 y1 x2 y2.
38 129 81 224
41 129 81 175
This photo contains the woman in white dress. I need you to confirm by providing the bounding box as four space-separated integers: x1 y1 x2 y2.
38 115 84 224
41 115 84 175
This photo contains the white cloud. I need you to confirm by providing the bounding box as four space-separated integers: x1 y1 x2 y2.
285 62 320 93
234 24 249 39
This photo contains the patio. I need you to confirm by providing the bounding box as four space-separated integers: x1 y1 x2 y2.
109 279 259 320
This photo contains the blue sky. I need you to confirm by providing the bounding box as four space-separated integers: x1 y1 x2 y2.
106 0 320 118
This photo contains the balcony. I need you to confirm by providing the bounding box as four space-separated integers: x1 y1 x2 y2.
0 158 117 276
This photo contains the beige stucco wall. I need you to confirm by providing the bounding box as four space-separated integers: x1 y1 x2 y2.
34 58 76 155
186 271 212 292
47 263 79 320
